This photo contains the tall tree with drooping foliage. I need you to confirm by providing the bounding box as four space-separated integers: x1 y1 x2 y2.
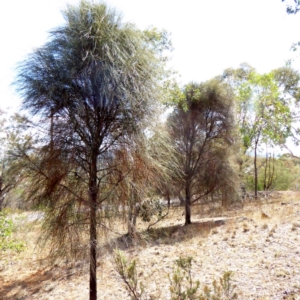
15 1 171 299
168 79 238 225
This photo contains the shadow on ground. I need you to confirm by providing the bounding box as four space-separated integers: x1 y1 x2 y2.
0 263 81 300
105 218 227 252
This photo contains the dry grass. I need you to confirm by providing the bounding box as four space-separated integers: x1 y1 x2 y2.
1 191 300 299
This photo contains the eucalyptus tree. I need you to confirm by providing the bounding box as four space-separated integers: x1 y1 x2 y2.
221 63 255 154
272 67 300 156
15 2 170 299
237 71 289 197
168 79 237 225
222 65 299 197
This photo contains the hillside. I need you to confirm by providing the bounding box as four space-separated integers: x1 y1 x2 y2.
1 192 300 300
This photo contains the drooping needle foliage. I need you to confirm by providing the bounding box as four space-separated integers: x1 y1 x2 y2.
15 1 171 299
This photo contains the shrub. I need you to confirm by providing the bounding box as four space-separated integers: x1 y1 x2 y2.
114 251 239 300
114 249 145 300
139 199 164 223
169 256 200 300
0 210 25 252
169 256 238 300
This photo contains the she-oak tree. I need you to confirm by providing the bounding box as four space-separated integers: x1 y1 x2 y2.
168 80 238 225
15 2 170 300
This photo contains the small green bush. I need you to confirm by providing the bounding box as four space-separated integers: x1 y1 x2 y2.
169 256 238 300
114 249 145 300
0 211 25 252
114 250 239 300
169 256 200 300
139 199 163 223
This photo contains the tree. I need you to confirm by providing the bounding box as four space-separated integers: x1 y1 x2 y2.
244 154 300 191
0 112 29 211
282 0 300 14
110 125 174 235
168 79 237 225
272 67 300 157
239 71 289 198
262 146 276 192
15 2 170 299
223 65 296 198
0 110 11 211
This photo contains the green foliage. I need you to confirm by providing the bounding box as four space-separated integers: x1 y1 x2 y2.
114 249 145 300
169 257 238 300
274 156 300 190
0 111 33 211
139 198 163 222
237 70 290 150
272 67 300 102
222 64 300 196
14 1 172 282
169 256 200 300
168 79 239 224
114 251 239 300
143 26 173 57
163 80 186 108
245 154 300 191
223 65 299 154
14 2 174 297
208 272 238 300
0 210 25 252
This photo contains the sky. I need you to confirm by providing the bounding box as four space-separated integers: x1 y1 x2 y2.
1 0 300 113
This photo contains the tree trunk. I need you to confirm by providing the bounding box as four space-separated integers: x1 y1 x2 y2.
50 108 54 155
127 186 140 236
89 151 98 300
90 200 97 300
178 192 185 206
166 191 171 208
185 182 191 225
264 144 268 193
128 205 134 235
0 197 3 212
127 204 138 236
222 189 227 207
254 138 258 199
0 176 4 212
0 178 3 212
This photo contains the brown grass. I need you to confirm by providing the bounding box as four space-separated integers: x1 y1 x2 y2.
1 191 300 299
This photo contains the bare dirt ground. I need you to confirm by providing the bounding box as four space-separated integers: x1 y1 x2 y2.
1 191 300 300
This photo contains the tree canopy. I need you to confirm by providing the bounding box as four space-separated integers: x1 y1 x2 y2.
167 79 238 224
282 0 300 14
7 1 300 298
15 2 170 299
